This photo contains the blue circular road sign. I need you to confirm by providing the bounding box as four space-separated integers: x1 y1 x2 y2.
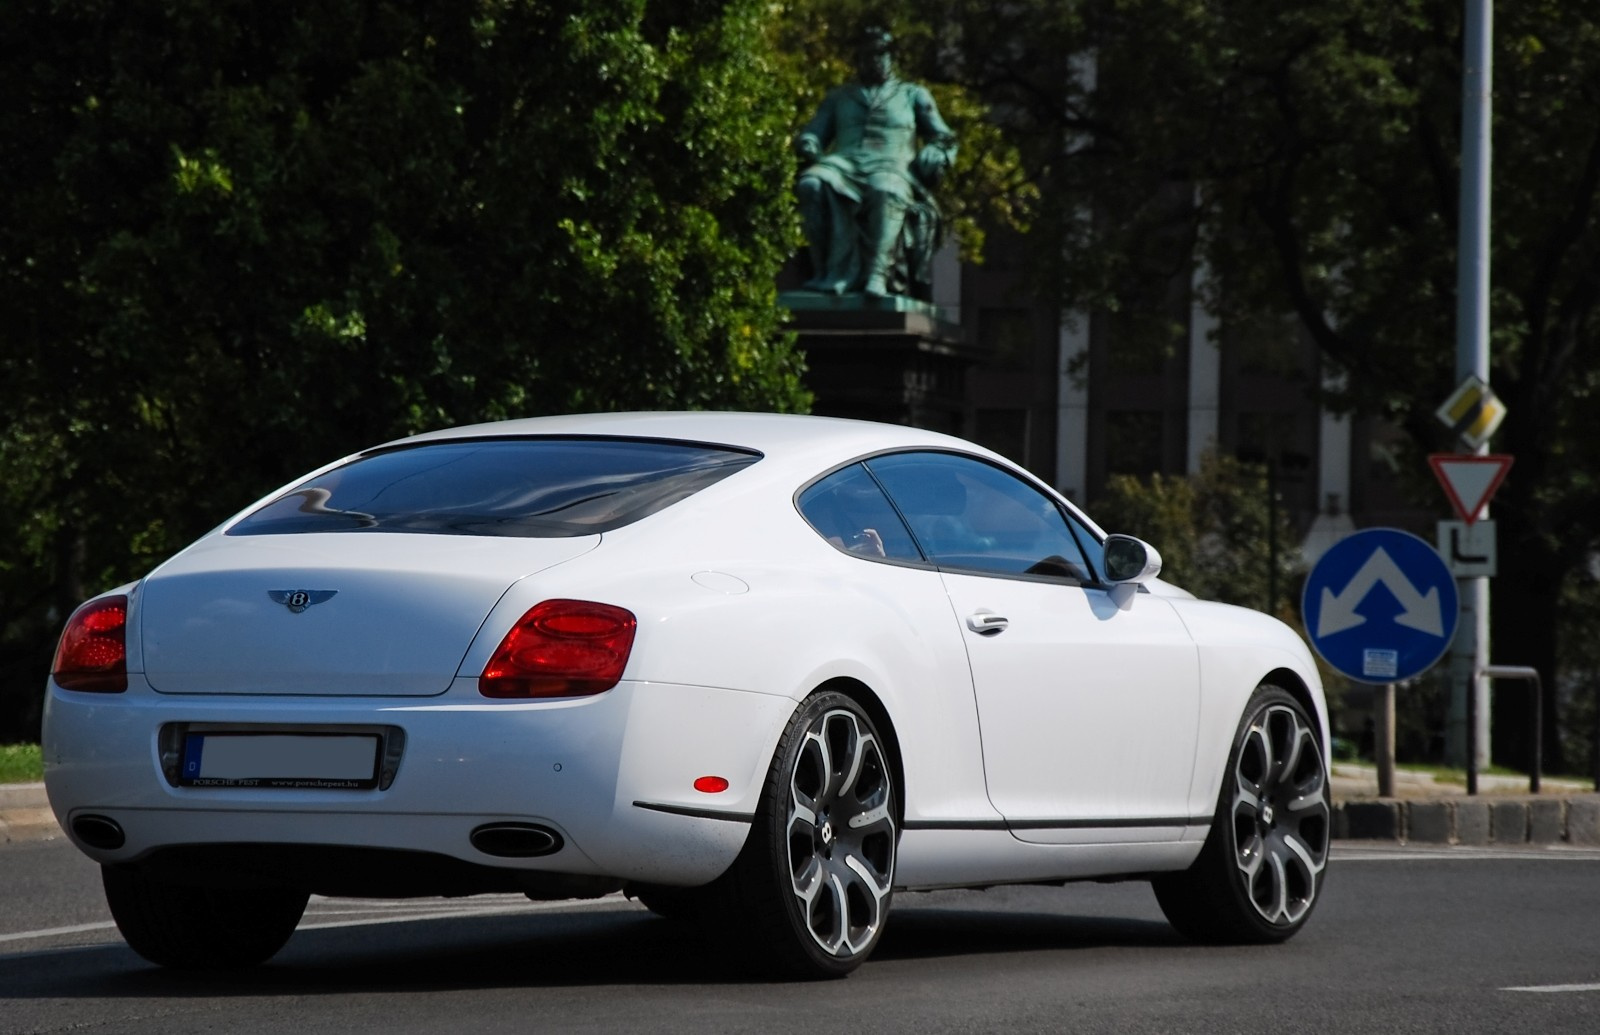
1302 528 1458 685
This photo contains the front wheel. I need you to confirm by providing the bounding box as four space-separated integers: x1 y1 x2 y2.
102 864 309 969
1153 685 1330 943
710 691 898 979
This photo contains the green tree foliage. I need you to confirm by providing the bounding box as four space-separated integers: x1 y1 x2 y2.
1557 562 1600 782
909 0 1599 772
0 0 811 738
1090 453 1299 617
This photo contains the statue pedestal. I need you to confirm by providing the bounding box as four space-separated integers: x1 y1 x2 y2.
780 291 974 434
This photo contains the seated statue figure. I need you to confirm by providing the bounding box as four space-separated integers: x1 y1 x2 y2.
794 29 958 300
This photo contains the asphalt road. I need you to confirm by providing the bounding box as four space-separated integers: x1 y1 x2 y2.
3 838 1599 1034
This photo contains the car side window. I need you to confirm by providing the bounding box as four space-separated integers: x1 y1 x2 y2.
1064 511 1106 583
797 464 924 563
866 452 1092 582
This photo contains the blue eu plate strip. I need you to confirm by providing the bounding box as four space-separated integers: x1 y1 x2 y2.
182 735 205 781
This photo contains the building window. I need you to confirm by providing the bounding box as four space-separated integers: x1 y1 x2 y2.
1105 411 1164 476
974 408 1029 465
1232 314 1308 380
978 308 1033 370
1235 413 1301 468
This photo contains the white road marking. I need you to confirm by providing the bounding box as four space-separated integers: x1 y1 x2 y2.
297 893 639 932
0 893 641 949
1501 983 1600 994
0 921 117 945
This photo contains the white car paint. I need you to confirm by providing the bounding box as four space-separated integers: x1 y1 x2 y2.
44 411 1325 901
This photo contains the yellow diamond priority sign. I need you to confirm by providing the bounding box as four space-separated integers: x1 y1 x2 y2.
1435 375 1506 449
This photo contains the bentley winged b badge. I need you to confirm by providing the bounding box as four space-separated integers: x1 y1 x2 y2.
268 589 338 614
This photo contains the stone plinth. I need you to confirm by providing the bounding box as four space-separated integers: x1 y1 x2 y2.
781 291 973 434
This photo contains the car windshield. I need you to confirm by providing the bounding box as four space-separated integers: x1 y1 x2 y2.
228 437 760 538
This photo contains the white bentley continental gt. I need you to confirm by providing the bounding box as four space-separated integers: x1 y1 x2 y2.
44 411 1331 978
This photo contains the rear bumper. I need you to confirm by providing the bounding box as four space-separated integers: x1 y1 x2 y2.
43 677 794 888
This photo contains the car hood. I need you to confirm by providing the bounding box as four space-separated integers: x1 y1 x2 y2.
139 533 598 696
1145 577 1196 600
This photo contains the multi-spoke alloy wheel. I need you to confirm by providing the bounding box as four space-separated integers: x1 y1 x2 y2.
1153 685 1330 944
1229 701 1330 927
784 706 896 958
719 691 898 978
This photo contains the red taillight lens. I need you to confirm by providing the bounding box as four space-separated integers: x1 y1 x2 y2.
53 595 130 693
479 599 637 699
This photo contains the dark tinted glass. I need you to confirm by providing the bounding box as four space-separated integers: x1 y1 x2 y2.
1066 512 1106 582
1102 535 1149 581
797 464 922 562
866 452 1092 580
229 438 760 538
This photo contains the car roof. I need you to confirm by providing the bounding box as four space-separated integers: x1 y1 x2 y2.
383 411 990 468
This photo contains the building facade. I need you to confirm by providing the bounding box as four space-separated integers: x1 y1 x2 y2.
920 240 1431 564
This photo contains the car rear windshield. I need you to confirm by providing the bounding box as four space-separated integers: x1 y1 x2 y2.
227 437 761 538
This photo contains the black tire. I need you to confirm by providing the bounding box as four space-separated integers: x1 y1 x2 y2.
708 691 898 979
102 864 309 969
628 883 715 922
1153 685 1331 944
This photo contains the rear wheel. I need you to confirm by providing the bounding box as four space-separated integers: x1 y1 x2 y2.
628 883 714 922
711 691 897 979
1153 685 1330 943
102 864 309 969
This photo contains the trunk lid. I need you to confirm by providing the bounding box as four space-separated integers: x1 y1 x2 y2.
140 533 598 695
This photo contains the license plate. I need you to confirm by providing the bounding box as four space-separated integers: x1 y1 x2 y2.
179 733 380 789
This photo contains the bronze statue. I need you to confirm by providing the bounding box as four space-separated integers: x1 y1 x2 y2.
795 29 957 300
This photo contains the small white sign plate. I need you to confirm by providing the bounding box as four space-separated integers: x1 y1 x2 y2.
1437 519 1497 577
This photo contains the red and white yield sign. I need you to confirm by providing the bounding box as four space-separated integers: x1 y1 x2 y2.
1428 454 1513 525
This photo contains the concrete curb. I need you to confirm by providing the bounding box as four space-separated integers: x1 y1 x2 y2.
0 783 60 847
1333 794 1600 846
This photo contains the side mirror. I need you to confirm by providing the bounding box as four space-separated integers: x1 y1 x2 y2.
1102 535 1163 610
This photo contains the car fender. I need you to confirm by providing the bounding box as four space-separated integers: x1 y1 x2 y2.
1164 599 1329 821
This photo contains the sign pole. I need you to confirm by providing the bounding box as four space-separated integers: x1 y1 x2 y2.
1450 0 1493 771
1466 661 1478 795
1376 683 1396 798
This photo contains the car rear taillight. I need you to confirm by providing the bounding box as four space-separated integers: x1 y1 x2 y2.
53 595 129 693
480 599 637 699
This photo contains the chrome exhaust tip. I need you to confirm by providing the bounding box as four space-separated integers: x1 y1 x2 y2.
469 822 563 858
72 814 126 851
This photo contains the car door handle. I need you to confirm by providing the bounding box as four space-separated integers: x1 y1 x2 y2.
965 611 1009 635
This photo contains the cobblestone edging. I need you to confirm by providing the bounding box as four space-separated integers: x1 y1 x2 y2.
1335 795 1600 846
0 783 57 846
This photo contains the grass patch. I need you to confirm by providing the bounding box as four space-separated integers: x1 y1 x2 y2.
0 743 43 784
1418 763 1521 786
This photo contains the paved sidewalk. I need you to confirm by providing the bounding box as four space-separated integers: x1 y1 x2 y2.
1331 761 1594 800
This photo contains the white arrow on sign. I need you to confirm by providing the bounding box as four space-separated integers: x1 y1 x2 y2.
1316 547 1446 639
